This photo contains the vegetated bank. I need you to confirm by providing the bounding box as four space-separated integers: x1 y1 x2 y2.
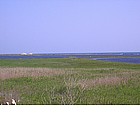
0 58 140 105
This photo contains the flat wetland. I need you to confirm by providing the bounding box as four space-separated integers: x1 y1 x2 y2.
0 58 140 105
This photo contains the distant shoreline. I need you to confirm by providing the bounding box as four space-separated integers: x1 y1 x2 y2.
0 52 140 56
0 54 140 64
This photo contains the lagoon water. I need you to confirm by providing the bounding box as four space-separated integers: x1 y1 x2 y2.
0 55 67 59
94 58 140 64
0 53 140 64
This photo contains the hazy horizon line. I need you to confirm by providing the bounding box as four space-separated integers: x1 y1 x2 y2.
0 51 140 55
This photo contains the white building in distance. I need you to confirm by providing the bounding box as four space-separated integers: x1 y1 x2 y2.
29 53 33 55
21 53 27 55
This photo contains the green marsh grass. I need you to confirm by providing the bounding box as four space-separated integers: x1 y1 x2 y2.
0 58 140 105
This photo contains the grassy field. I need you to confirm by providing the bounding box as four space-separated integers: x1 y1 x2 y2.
0 58 140 105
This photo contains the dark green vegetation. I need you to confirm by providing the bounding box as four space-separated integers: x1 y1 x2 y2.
0 58 140 105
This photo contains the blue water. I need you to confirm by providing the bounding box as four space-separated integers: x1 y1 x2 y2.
0 55 67 59
95 58 140 64
0 54 89 59
0 53 140 64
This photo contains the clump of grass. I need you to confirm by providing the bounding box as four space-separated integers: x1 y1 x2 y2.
47 86 82 105
47 76 86 105
19 76 86 105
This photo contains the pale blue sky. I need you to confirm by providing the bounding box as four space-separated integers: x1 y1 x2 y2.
0 0 140 54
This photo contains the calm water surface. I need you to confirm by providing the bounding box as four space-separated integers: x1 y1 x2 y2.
0 53 140 64
95 58 140 64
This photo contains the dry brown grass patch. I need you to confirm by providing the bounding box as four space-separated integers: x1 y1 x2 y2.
78 75 130 89
0 67 66 80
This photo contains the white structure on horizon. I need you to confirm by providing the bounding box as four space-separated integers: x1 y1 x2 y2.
21 53 27 55
21 53 33 55
29 53 33 55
